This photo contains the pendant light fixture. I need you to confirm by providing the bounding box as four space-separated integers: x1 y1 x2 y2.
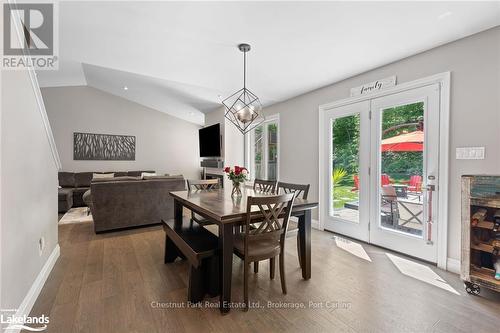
222 43 264 134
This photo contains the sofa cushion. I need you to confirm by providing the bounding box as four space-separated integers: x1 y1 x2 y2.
93 172 115 179
58 188 73 213
72 187 89 207
58 172 75 188
75 172 93 187
127 170 155 177
141 172 157 178
58 187 73 200
73 187 89 195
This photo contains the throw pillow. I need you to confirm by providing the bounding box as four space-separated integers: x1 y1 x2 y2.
92 173 115 180
143 175 183 180
141 172 157 179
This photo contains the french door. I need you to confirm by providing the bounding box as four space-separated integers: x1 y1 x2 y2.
322 84 440 262
248 116 279 181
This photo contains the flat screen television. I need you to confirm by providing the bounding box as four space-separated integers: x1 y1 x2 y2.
199 123 221 157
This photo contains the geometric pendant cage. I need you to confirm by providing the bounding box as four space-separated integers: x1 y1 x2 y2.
222 43 265 134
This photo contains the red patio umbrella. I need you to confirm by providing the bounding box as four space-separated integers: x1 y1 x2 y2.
381 130 423 152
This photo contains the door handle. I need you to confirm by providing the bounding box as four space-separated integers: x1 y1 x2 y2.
425 182 435 245
424 184 435 191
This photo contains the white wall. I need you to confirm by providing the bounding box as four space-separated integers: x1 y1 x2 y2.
204 107 244 186
262 27 500 263
205 107 245 168
1 70 59 312
41 86 202 179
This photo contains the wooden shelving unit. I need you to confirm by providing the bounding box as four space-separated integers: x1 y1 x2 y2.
474 220 495 229
470 242 494 253
461 175 500 295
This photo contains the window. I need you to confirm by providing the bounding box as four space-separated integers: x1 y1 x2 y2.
247 115 279 181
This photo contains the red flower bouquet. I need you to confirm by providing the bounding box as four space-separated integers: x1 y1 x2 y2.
224 166 248 196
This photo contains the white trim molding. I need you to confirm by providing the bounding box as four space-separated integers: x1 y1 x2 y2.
7 0 62 171
28 70 62 171
312 219 320 230
5 245 60 333
446 258 461 274
319 72 451 271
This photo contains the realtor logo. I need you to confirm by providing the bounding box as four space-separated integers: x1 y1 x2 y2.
2 2 58 69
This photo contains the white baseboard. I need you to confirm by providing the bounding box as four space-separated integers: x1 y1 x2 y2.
446 257 460 274
4 244 60 333
312 219 321 230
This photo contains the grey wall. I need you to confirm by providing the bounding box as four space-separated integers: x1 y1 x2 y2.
41 86 201 179
262 27 500 262
1 70 59 310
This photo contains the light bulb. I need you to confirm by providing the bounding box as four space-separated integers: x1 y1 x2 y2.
236 105 254 123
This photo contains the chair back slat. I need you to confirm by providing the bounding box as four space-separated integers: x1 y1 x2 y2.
244 193 295 244
277 181 310 200
253 179 277 193
187 179 220 191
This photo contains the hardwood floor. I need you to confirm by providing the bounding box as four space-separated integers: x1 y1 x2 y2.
29 220 500 333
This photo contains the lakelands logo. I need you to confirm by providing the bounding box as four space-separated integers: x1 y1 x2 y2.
1 309 49 332
2 2 58 70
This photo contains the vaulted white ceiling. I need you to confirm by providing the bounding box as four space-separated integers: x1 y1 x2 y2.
38 1 500 125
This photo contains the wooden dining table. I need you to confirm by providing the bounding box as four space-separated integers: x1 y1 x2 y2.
169 187 318 313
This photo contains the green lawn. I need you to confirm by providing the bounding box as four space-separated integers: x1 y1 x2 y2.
332 185 359 209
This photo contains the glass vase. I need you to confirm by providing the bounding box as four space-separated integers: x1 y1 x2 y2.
232 181 242 197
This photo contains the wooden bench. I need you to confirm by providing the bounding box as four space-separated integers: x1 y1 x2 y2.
162 218 219 303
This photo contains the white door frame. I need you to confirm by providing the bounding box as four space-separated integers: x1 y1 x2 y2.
319 72 450 270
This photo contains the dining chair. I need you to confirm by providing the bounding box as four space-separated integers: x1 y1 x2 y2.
253 178 277 193
186 179 220 225
233 193 295 311
250 178 277 273
187 178 220 191
276 182 310 269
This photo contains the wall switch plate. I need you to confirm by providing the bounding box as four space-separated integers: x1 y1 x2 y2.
456 147 485 160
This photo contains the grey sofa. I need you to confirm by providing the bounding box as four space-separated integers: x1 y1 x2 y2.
90 176 186 233
58 170 155 213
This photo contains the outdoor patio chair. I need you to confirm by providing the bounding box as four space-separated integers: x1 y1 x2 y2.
351 175 360 192
381 174 392 186
403 175 423 193
381 185 423 227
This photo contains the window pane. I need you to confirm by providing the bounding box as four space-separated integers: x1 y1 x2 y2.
379 102 424 237
331 114 360 223
267 123 278 181
253 125 264 179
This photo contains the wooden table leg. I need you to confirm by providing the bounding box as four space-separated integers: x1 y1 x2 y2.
174 199 183 225
219 223 233 314
298 210 311 280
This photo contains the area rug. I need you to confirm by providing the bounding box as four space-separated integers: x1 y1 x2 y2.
59 207 93 225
